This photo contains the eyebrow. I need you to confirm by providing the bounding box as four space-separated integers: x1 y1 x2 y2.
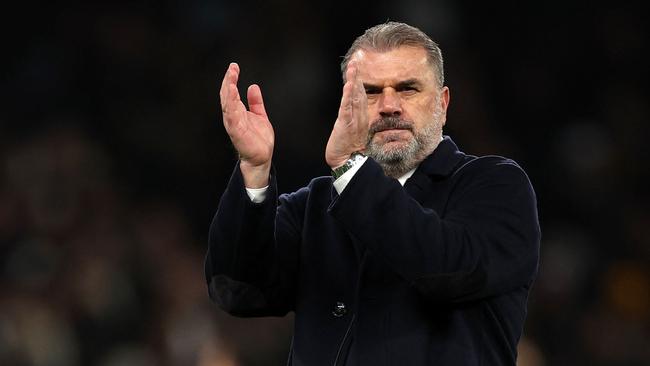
396 79 422 89
363 78 423 90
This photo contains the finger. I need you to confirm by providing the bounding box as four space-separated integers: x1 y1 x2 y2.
220 63 240 110
247 84 268 118
344 60 357 83
219 63 233 105
338 62 357 113
223 83 244 131
351 66 363 106
348 63 368 128
351 67 367 119
337 80 354 121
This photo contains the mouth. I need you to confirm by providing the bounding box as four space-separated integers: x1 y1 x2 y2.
375 127 410 133
374 128 412 137
369 116 414 135
368 117 414 146
372 129 413 147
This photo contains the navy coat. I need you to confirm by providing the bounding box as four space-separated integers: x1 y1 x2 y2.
205 136 541 365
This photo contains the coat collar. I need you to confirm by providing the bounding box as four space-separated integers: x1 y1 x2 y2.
415 135 466 178
403 136 466 203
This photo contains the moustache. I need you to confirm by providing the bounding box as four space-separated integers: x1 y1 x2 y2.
368 117 414 135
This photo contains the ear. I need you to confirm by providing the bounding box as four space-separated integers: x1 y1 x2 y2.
439 86 450 113
439 86 450 126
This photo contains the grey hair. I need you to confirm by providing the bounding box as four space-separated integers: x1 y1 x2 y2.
341 21 444 87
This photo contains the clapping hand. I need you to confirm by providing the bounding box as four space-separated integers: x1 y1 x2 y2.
220 63 274 188
325 61 369 169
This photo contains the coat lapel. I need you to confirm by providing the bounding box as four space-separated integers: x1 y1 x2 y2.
404 136 466 204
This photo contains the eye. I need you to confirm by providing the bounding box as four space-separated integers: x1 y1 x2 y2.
397 86 418 95
365 87 381 95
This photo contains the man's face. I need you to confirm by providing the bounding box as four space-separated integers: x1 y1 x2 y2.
351 46 450 176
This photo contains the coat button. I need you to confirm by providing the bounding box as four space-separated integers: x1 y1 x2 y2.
332 301 347 317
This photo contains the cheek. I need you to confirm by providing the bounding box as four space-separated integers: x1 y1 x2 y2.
420 96 442 118
366 104 379 121
407 98 436 120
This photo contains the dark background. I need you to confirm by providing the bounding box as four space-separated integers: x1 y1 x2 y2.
1 1 648 365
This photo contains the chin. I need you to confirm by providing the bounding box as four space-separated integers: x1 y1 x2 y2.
375 134 410 146
378 145 407 156
378 139 411 152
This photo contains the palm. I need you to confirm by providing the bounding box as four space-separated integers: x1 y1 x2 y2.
325 62 368 168
224 96 274 166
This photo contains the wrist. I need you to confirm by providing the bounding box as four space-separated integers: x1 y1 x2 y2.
328 150 365 170
331 152 366 180
240 160 271 188
329 159 348 170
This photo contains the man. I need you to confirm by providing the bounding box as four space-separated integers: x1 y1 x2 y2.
206 21 540 365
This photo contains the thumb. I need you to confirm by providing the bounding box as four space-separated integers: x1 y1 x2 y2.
247 84 268 118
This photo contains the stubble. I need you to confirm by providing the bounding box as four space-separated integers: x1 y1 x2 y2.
365 116 442 178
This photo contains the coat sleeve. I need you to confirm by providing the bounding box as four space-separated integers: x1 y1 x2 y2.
204 163 303 317
327 157 540 304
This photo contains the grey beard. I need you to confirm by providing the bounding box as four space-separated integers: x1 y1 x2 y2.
365 116 441 178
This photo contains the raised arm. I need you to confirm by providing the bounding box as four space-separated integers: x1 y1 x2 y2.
220 63 274 188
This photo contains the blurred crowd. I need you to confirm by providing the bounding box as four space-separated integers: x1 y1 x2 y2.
1 1 648 365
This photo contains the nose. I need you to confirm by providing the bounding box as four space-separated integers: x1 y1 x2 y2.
379 89 402 117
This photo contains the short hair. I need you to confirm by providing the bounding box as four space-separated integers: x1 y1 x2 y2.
341 21 444 87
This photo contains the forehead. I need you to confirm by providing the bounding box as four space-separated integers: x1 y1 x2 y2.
351 46 435 84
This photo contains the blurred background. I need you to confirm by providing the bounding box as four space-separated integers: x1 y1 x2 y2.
1 1 648 365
